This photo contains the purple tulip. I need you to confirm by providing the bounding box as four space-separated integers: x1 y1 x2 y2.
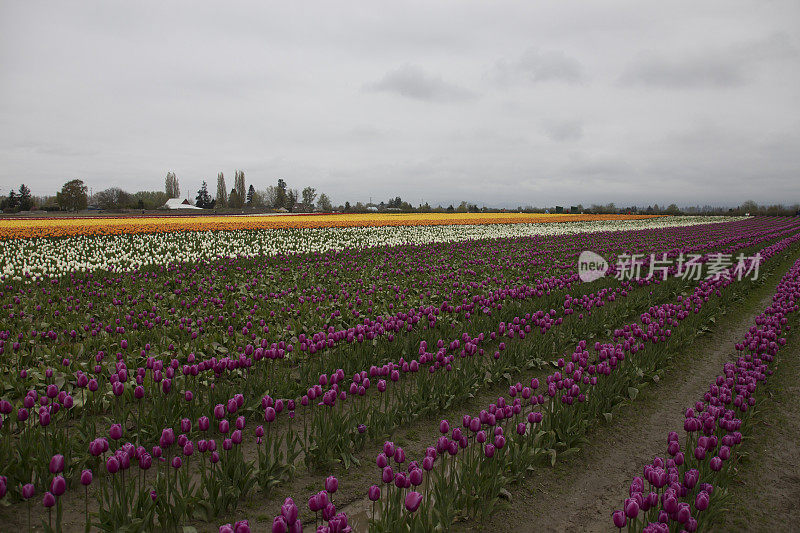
281 497 299 523
383 441 395 457
325 476 338 494
22 483 35 499
695 490 709 511
160 428 175 447
382 466 394 484
49 454 65 474
612 510 626 529
405 491 423 512
271 517 287 533
624 498 639 519
676 503 691 524
50 475 66 497
81 469 93 486
43 492 55 508
368 484 380 501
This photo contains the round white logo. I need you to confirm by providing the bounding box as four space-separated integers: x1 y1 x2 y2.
578 251 608 282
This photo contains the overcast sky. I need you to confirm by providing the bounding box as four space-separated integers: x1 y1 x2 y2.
1 1 798 208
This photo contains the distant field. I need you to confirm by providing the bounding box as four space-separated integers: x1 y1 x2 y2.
0 212 660 238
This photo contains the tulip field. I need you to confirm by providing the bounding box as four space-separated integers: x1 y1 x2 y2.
0 213 798 532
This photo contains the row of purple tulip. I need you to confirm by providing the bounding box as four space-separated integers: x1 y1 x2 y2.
610 255 800 532
1 218 799 531
225 222 800 531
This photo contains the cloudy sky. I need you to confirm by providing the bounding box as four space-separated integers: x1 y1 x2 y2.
1 1 798 208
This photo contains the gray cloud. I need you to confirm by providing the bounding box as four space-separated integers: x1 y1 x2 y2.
490 48 585 84
542 120 583 142
621 33 798 89
0 1 798 207
620 53 746 88
365 64 473 102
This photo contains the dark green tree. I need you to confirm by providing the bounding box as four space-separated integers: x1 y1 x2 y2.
18 184 32 210
228 188 243 208
5 190 19 210
275 179 287 208
196 181 214 208
56 179 88 212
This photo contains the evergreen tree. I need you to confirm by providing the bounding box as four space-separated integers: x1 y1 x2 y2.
247 184 255 206
275 179 287 208
6 190 19 210
196 181 214 208
18 184 32 210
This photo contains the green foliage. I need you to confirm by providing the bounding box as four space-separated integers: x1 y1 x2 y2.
57 179 88 211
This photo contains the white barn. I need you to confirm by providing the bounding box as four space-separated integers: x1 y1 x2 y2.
162 198 202 210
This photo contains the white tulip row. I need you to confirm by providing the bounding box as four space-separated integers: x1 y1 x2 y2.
0 216 743 281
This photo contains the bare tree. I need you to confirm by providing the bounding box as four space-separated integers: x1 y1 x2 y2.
216 172 227 207
95 188 134 210
302 187 317 211
317 193 333 212
165 171 180 198
234 170 246 201
261 186 278 208
287 188 299 212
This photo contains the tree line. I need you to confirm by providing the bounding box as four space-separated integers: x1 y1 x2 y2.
1 174 798 216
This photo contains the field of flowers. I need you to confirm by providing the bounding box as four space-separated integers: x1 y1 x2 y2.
0 215 736 281
0 214 797 532
0 212 659 239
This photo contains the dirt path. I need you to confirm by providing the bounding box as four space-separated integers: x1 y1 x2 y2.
452 289 778 533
